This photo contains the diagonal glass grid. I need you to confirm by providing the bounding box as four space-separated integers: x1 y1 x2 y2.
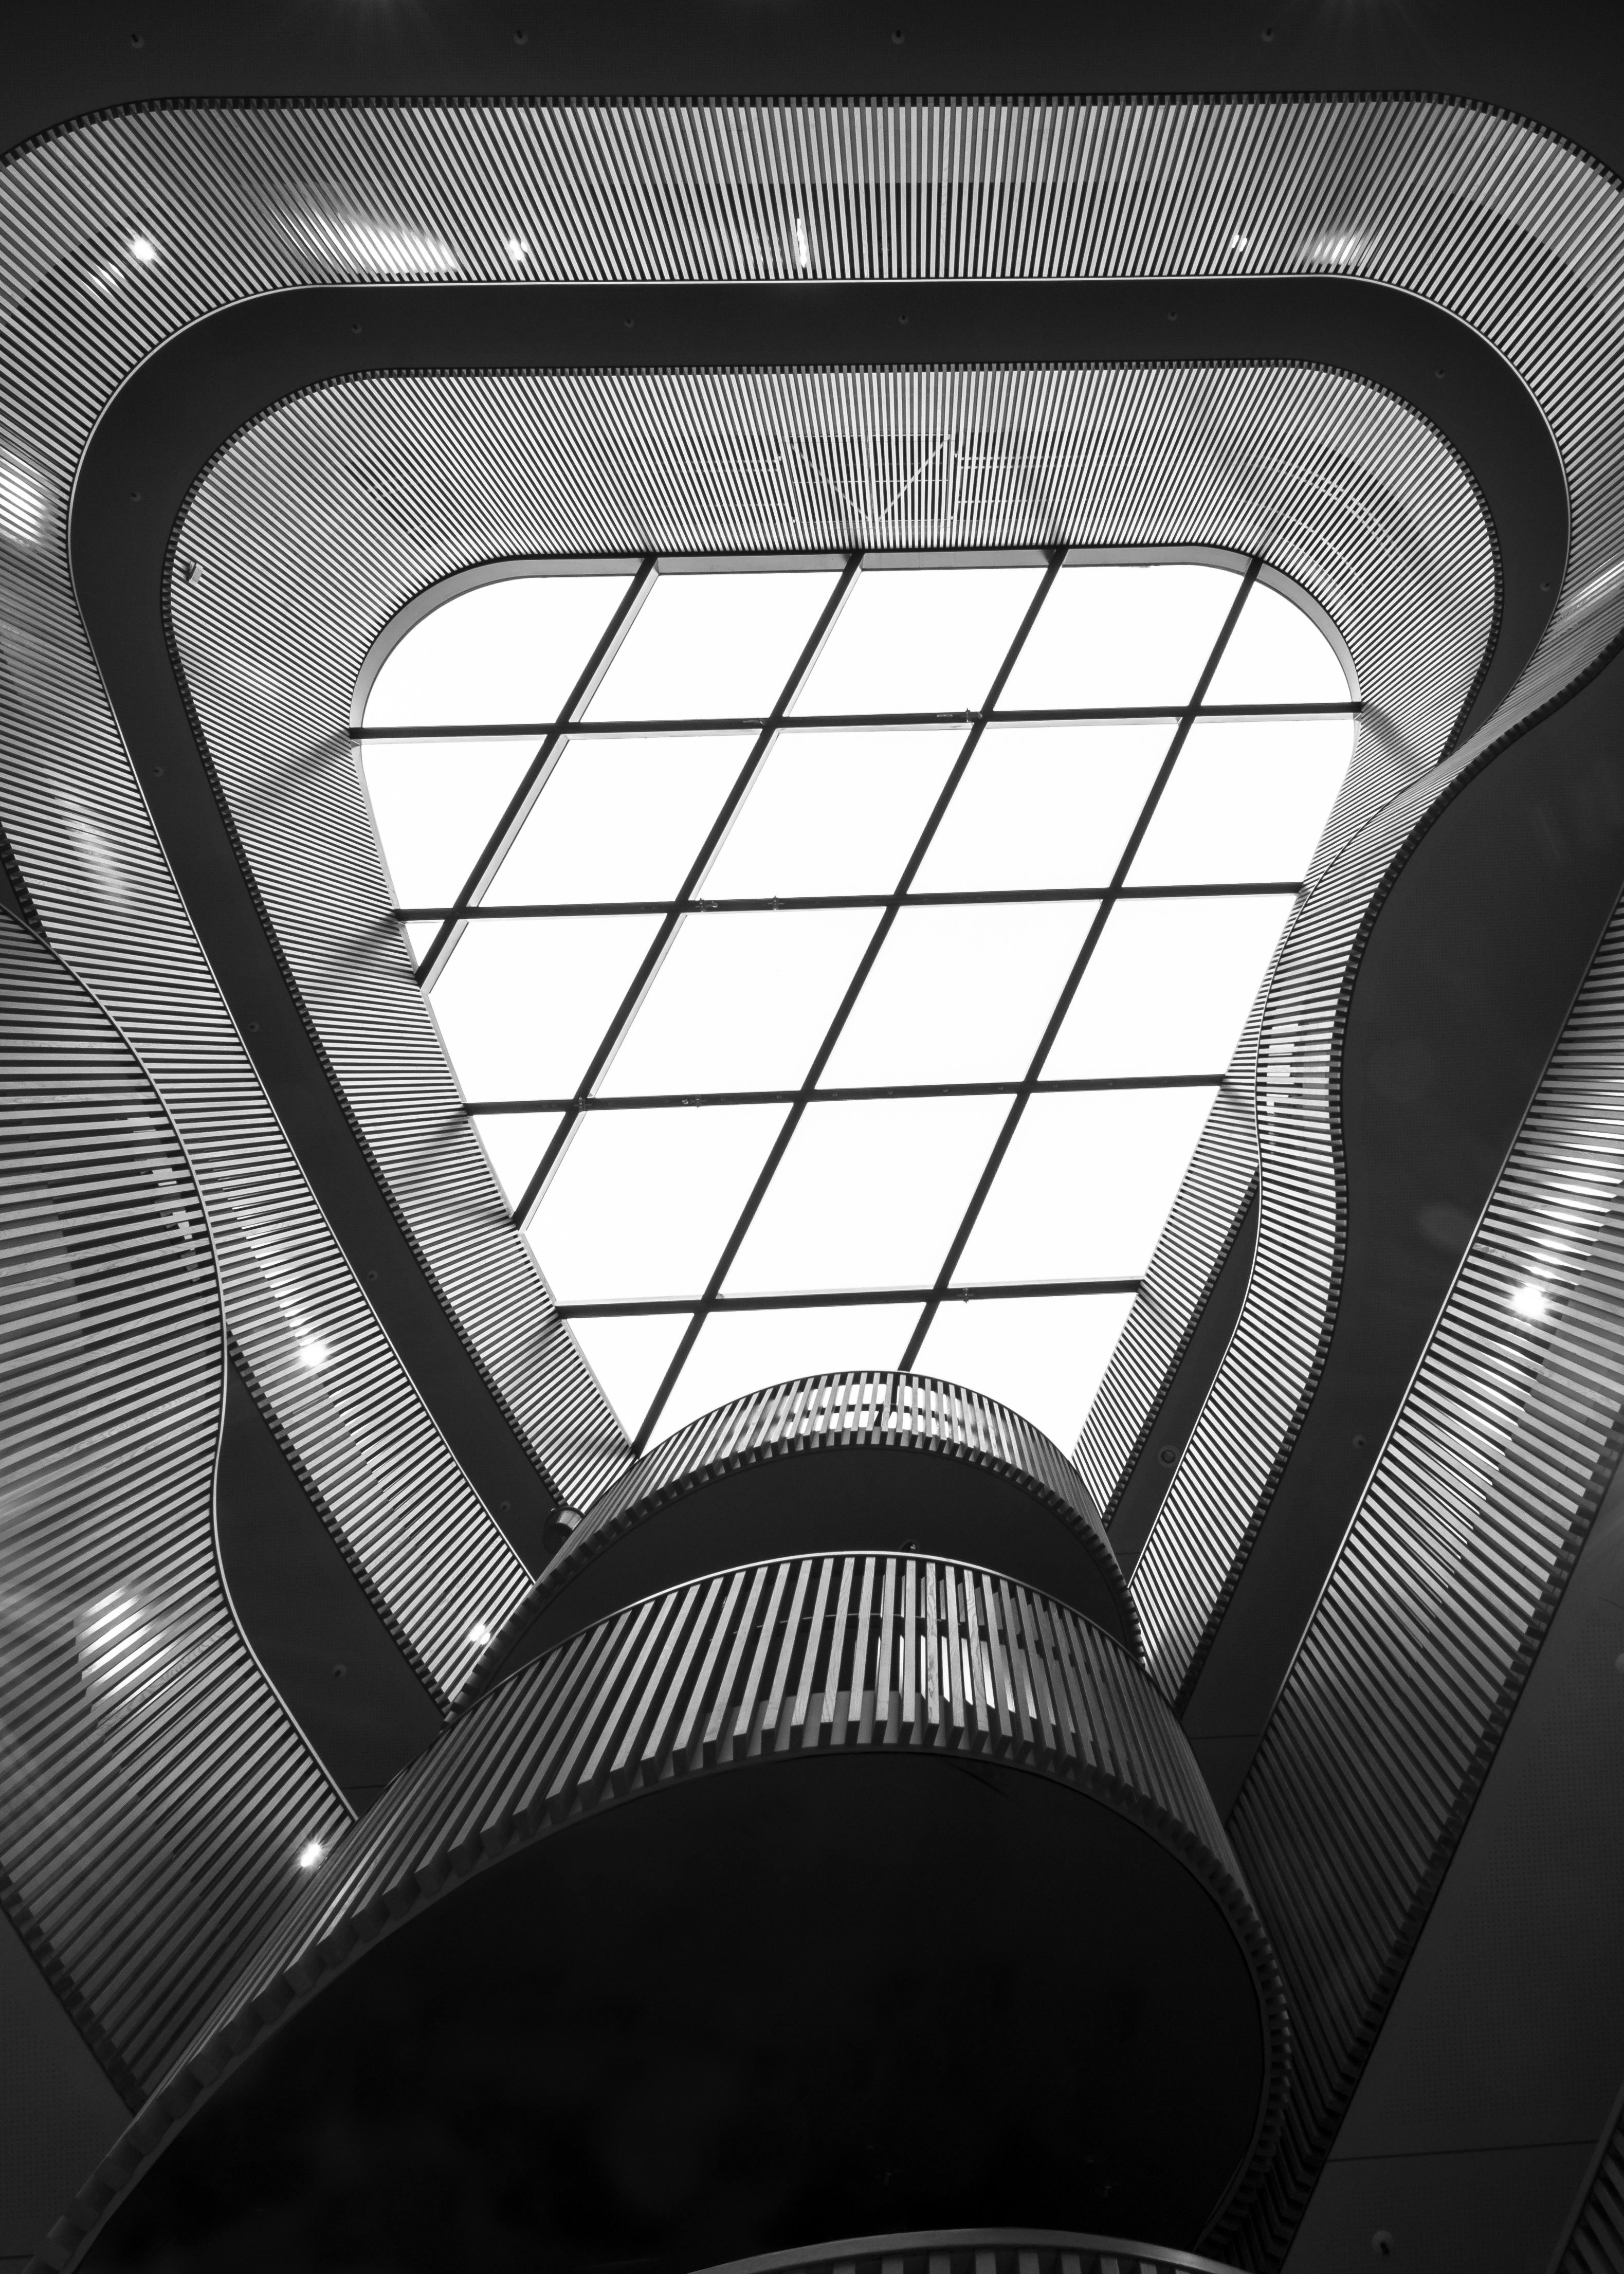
359 550 1358 1450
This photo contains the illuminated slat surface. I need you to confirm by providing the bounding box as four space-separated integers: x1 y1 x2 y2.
689 2235 1245 2274
1220 899 1624 2264
0 912 345 2101
468 1369 1139 1693
42 1553 1287 2270
0 92 1619 2255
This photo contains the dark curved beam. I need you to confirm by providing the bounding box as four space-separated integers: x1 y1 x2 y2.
69 274 1561 1592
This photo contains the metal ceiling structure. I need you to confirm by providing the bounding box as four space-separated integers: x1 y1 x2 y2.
6 43 1624 2274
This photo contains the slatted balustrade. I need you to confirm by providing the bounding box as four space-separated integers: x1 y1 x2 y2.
40 1553 1286 2271
692 2233 1245 2274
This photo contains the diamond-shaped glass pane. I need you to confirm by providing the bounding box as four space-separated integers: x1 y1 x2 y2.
1046 895 1295 1079
528 1103 788 1303
1205 580 1351 707
656 1303 921 1442
957 1088 1218 1283
911 722 1171 892
792 563 1045 716
364 571 632 728
822 902 1096 1087
725 1096 1007 1295
599 909 879 1097
570 1312 693 1441
469 1110 564 1209
486 734 751 906
1000 562 1240 711
585 567 841 721
1127 715 1357 886
430 915 661 1101
917 1291 1138 1452
361 738 535 906
702 727 966 898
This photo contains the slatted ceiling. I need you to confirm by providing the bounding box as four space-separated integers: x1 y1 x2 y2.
0 90 1621 2248
175 361 1484 1468
1557 2092 1624 2274
0 911 346 2105
1214 905 1624 2268
44 1548 1284 2265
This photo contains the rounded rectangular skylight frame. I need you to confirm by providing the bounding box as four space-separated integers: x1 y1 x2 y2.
357 543 1359 1456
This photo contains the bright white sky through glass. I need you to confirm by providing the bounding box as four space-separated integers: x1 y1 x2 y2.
359 554 1357 1460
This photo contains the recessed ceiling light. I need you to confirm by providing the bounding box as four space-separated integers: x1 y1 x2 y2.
505 234 528 265
297 1840 326 1871
128 232 159 264
468 1620 495 1649
1510 1281 1550 1320
297 1334 331 1371
794 217 811 273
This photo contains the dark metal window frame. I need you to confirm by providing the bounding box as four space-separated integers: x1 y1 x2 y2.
360 543 1358 1450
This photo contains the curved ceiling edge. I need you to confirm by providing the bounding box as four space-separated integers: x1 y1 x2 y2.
0 907 348 2106
67 277 1542 1544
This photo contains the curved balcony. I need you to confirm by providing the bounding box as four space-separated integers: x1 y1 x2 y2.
68 1551 1283 2273
694 2232 1244 2274
467 1372 1140 1701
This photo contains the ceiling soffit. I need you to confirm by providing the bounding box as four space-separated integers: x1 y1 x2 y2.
0 86 1620 2151
169 356 1492 1495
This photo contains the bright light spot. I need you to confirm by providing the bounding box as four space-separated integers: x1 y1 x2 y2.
1230 232 1252 252
281 191 460 279
793 216 811 272
1511 1281 1551 1320
468 1620 495 1649
297 1840 326 1871
297 1335 331 1371
89 261 125 294
128 233 159 265
1311 230 1366 268
505 233 529 264
0 451 48 547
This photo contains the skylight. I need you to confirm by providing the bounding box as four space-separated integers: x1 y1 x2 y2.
358 553 1357 1457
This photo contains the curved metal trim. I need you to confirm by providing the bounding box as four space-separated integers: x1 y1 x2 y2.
690 2232 1246 2274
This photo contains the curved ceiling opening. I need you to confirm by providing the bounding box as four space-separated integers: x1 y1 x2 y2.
358 548 1356 1456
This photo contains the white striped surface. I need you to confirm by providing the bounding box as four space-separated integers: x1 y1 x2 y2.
0 912 346 2100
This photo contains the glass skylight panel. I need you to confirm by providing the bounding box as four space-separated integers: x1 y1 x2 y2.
910 722 1171 893
1204 581 1352 707
820 902 1095 1087
658 1303 923 1441
598 909 879 1097
364 571 632 727
791 563 1045 716
485 734 752 905
956 1087 1220 1285
364 549 1357 1457
361 739 535 906
470 1111 564 1210
527 1103 788 1303
701 728 966 899
429 915 662 1101
917 1291 1139 1456
1127 715 1357 886
570 1312 692 1442
1046 895 1297 1079
725 1095 1010 1296
1000 563 1240 711
584 567 841 722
